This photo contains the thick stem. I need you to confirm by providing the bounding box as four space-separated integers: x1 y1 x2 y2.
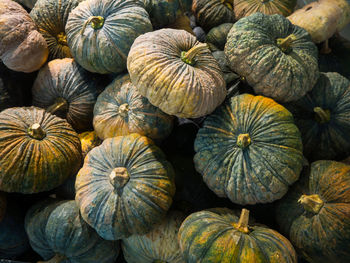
109 167 130 192
233 208 250 234
81 16 105 35
314 107 330 124
298 194 324 214
181 43 208 65
37 254 66 263
276 34 297 53
56 32 67 46
28 123 46 140
118 103 129 118
46 97 68 116
236 133 251 149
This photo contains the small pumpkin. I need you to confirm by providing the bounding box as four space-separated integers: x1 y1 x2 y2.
206 23 233 51
179 208 297 263
144 0 182 29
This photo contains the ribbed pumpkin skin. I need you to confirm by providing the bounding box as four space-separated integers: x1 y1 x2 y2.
66 0 153 74
194 94 303 205
122 210 186 263
93 75 173 141
284 72 350 161
32 58 100 132
30 0 81 60
206 23 234 51
127 29 226 118
224 13 319 103
75 134 176 240
0 107 82 193
276 161 350 263
25 199 119 263
179 208 297 263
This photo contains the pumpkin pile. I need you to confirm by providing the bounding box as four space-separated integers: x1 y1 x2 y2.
1 0 350 262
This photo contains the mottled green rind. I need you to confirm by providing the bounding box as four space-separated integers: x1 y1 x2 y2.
146 0 182 29
206 23 233 51
194 94 303 205
276 160 350 263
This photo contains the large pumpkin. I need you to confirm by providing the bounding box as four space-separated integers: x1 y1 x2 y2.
225 12 319 103
127 28 226 118
194 94 303 205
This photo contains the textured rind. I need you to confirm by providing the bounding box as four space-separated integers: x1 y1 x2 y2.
122 210 186 263
93 75 174 141
75 133 176 240
66 0 153 74
224 12 319 103
206 23 234 51
127 28 226 118
25 199 119 263
276 160 350 263
194 94 303 205
285 72 350 161
32 58 100 132
178 208 297 263
0 107 82 193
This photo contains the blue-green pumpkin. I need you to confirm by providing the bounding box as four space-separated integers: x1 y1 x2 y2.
194 94 303 205
65 0 153 74
25 199 119 263
206 23 233 51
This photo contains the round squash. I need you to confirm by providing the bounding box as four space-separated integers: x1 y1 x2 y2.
65 0 153 74
127 28 226 118
145 0 182 29
75 133 176 240
0 0 48 72
225 12 319 103
206 23 233 51
276 160 350 263
0 192 6 222
194 94 303 205
0 107 82 193
179 208 297 263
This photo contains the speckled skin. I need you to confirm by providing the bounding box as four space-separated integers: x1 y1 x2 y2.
127 28 226 118
25 199 119 263
206 23 233 51
194 94 303 205
66 0 153 74
225 13 319 103
122 210 186 263
0 0 48 72
93 75 173 141
276 160 350 263
75 134 176 240
0 107 82 193
178 208 297 263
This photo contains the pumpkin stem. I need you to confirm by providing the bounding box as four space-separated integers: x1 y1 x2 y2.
236 133 251 149
313 107 330 124
118 103 130 118
46 97 69 117
28 123 46 140
221 0 233 10
56 32 68 46
37 253 66 263
276 34 297 53
181 43 208 65
109 167 130 193
298 194 324 214
81 16 105 35
233 208 250 234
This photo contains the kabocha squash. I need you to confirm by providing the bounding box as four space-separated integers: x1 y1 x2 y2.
32 58 101 132
284 72 350 161
0 0 48 73
212 51 239 85
65 0 153 74
75 134 176 240
0 107 82 193
122 210 186 263
127 28 226 118
93 75 174 141
276 160 350 263
25 199 119 263
206 23 233 51
178 208 297 263
194 94 303 205
225 12 319 103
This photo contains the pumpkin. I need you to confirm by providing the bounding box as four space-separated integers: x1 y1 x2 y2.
122 210 186 263
65 0 153 74
0 0 48 73
212 51 239 85
225 12 319 103
284 72 350 161
168 14 195 35
93 75 174 141
194 94 303 205
127 28 226 118
32 58 101 132
179 208 297 263
276 160 350 263
206 23 233 51
0 192 6 222
191 0 235 31
75 133 176 240
0 106 82 193
25 199 119 263
14 0 37 9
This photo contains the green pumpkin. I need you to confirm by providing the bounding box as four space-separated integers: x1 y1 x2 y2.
212 51 240 85
25 199 119 263
225 12 319 103
276 160 350 263
194 94 303 205
206 23 233 51
65 0 153 74
75 133 176 240
179 208 297 263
